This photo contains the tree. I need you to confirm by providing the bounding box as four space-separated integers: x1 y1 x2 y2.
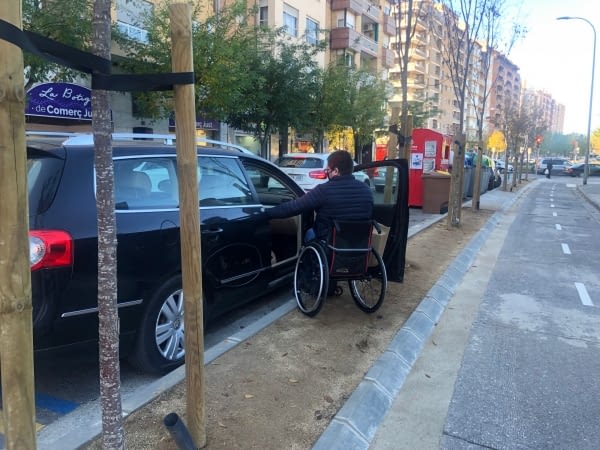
226 30 323 158
392 0 426 159
591 127 600 155
338 69 389 160
91 0 124 448
438 0 494 227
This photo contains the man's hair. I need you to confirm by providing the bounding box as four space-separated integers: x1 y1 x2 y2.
327 150 354 176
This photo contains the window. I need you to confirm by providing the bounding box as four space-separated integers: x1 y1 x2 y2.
283 4 298 37
306 18 319 46
259 6 268 27
198 157 253 207
116 0 152 43
114 157 178 210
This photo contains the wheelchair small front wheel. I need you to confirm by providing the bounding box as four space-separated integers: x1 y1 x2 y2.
294 243 329 316
349 249 387 313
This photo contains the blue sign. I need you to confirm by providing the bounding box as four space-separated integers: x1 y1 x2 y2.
168 114 218 130
26 83 92 121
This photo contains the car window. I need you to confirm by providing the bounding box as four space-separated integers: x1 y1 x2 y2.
242 162 297 205
27 149 65 215
114 157 178 210
198 156 253 207
276 156 324 169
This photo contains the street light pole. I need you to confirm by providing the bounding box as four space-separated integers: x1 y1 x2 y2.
557 16 596 185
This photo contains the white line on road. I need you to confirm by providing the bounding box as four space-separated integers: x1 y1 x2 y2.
555 224 562 230
567 184 576 188
575 282 594 306
551 204 555 208
553 212 557 217
561 243 571 254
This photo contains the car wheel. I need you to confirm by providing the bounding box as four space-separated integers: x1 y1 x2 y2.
129 275 207 374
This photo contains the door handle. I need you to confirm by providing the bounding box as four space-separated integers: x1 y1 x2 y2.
202 228 223 235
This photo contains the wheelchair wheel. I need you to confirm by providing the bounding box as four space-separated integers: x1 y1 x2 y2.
349 249 387 313
294 243 329 316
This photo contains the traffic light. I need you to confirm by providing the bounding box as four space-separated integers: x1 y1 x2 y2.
535 135 543 146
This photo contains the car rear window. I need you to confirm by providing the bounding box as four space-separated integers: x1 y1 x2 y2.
27 148 66 215
276 156 323 169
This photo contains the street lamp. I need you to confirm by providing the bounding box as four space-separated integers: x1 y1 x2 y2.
557 16 596 185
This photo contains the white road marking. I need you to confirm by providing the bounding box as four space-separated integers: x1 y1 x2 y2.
551 204 555 208
555 224 562 230
561 243 571 254
575 282 594 306
566 184 576 188
553 212 557 217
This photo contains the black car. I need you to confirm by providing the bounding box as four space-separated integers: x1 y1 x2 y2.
564 162 600 177
27 133 407 373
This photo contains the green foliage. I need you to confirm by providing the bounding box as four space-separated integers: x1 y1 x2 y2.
22 0 95 89
408 99 440 129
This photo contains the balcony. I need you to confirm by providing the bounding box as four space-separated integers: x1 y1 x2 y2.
408 61 426 73
330 27 378 57
383 14 396 36
331 0 381 22
381 47 395 68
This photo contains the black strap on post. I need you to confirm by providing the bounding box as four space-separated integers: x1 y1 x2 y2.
0 18 194 92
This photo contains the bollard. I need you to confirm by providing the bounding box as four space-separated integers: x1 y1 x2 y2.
164 412 197 450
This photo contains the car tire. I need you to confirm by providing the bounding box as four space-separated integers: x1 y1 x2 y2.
129 275 205 374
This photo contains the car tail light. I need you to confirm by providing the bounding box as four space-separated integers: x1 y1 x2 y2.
308 170 328 180
29 230 73 271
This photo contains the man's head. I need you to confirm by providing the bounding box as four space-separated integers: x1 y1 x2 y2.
327 150 354 178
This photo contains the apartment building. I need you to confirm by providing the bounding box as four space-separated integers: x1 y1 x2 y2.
486 50 522 132
521 86 565 134
388 0 460 136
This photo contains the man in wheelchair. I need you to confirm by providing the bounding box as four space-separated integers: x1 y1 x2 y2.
263 150 375 301
264 150 374 242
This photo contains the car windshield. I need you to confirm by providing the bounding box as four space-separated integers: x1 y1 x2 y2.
276 156 323 169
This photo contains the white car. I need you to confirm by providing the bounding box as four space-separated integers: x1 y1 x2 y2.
274 152 371 191
494 159 514 173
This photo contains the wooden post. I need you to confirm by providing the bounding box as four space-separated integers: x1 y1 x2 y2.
0 1 37 448
447 134 465 228
384 106 401 204
170 2 206 447
399 114 413 161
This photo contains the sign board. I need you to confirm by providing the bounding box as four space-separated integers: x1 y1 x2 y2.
26 83 92 121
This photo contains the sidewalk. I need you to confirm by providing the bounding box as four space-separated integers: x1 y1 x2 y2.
317 176 600 450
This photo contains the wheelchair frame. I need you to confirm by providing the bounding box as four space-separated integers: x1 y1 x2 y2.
293 220 388 317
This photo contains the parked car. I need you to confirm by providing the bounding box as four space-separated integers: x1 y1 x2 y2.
274 152 371 191
27 134 404 373
373 166 398 192
536 157 572 175
494 159 514 173
563 162 600 177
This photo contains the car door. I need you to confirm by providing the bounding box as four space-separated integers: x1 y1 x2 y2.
198 155 271 317
241 158 309 282
356 159 409 283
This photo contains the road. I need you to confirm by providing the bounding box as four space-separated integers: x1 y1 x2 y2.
372 177 600 449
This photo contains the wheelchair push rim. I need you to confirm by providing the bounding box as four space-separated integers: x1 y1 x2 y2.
349 248 387 313
293 243 329 316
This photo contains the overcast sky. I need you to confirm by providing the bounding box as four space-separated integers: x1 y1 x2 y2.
507 0 598 134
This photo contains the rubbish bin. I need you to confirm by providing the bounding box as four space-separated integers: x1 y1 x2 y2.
421 171 451 214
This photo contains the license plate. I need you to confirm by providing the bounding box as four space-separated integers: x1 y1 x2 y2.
291 174 303 181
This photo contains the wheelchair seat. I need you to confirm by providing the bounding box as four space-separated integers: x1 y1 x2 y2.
326 220 375 278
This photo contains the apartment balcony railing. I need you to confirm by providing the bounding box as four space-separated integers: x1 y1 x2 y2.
408 61 426 73
383 14 396 36
330 27 378 57
332 0 381 21
381 47 395 68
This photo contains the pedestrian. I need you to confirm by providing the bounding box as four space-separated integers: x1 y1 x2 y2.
546 160 553 179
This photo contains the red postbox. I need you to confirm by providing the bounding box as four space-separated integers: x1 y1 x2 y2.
408 128 452 207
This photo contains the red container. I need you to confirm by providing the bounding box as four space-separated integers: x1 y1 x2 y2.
409 128 452 207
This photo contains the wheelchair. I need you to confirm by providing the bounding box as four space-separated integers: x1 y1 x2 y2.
293 220 387 317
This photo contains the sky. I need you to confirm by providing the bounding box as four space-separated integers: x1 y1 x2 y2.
507 0 599 135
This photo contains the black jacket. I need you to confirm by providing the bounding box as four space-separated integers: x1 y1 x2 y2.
265 174 373 240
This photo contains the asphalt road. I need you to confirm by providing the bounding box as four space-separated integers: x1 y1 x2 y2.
371 177 600 449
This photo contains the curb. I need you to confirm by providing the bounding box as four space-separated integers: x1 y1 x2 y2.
312 181 536 450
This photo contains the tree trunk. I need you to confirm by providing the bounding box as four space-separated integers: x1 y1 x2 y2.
92 0 124 448
448 134 466 228
0 2 37 448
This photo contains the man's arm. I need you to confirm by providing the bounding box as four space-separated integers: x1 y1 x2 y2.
265 186 324 219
